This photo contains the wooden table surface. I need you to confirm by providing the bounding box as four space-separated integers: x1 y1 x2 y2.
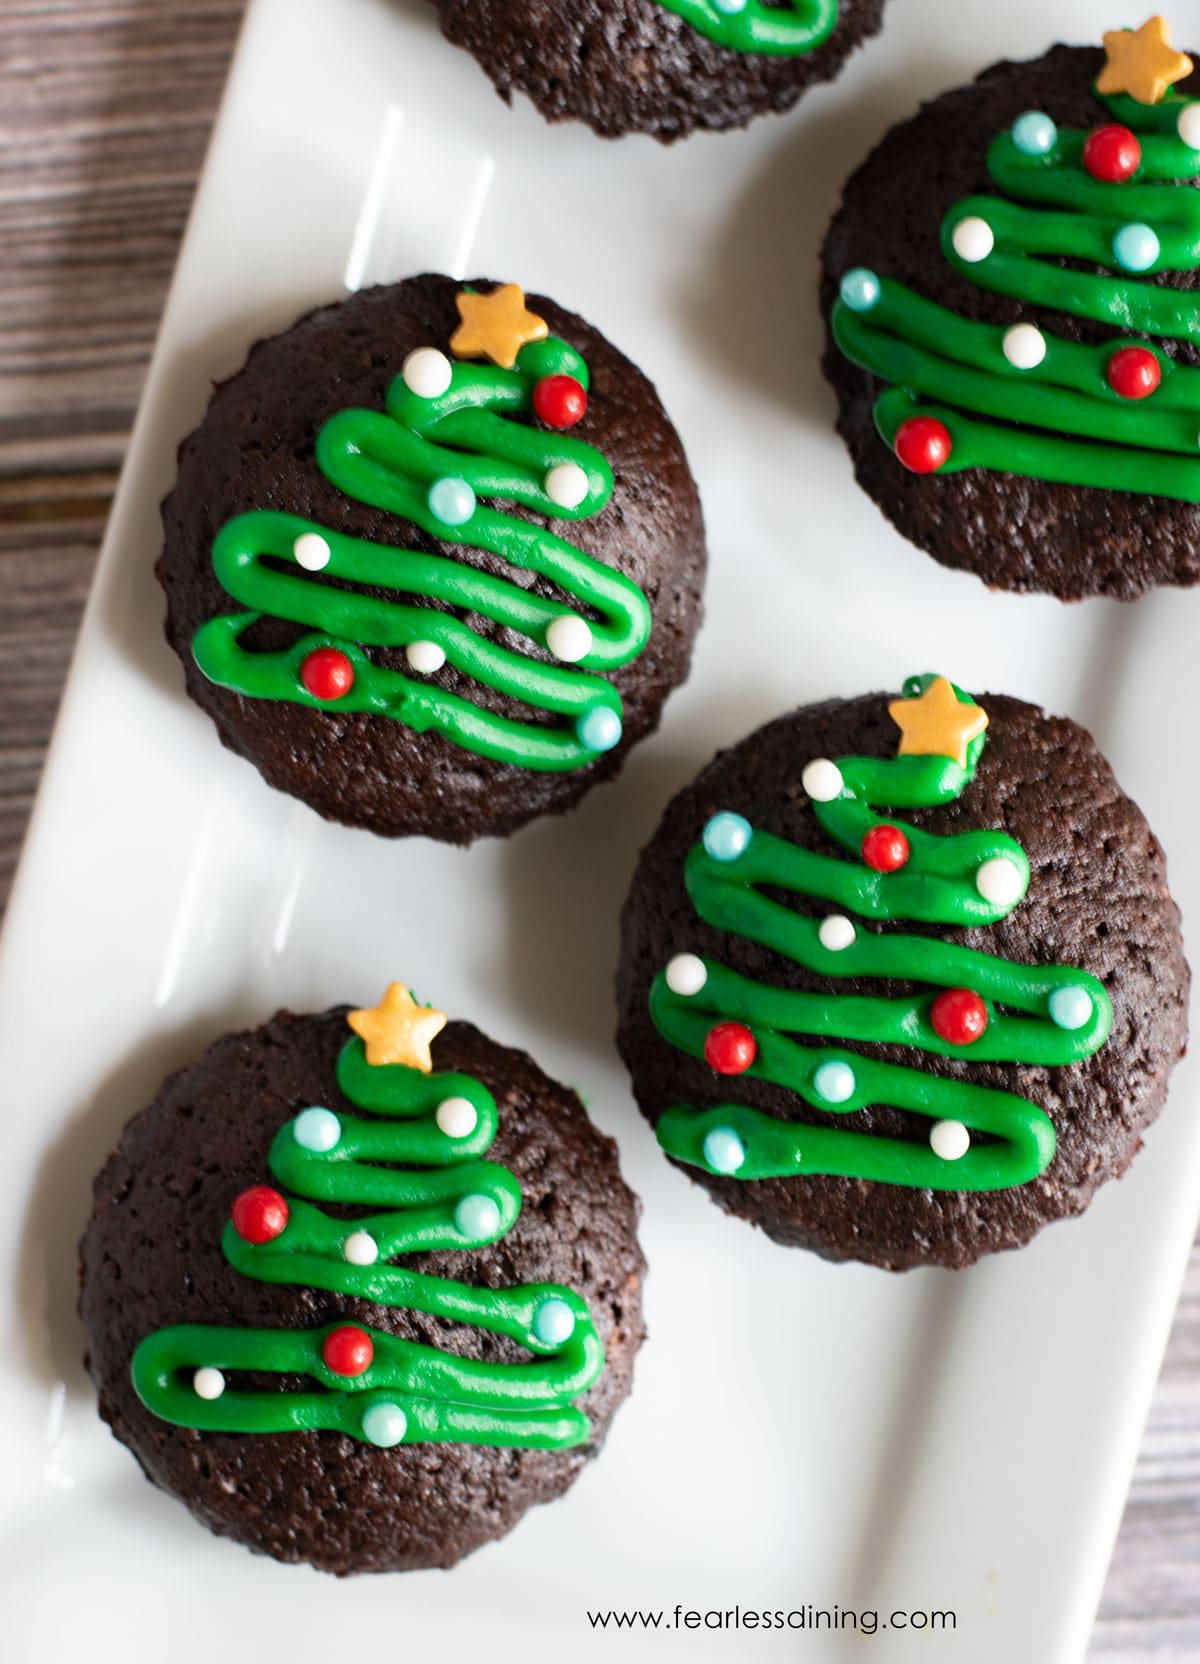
2 3 1198 1654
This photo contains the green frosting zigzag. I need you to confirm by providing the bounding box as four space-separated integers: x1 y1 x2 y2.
652 0 837 55
132 1035 605 1447
832 89 1200 498
651 677 1113 1191
192 333 651 772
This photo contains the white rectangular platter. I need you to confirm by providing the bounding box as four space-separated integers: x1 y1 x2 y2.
3 0 1199 1658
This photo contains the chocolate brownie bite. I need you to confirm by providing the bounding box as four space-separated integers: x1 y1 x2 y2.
821 20 1200 599
616 674 1188 1271
431 0 889 143
80 988 645 1572
158 273 706 841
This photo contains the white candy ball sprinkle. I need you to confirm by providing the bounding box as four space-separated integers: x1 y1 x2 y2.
532 1297 576 1347
293 532 331 571
975 855 1025 908
802 758 844 803
952 216 995 264
930 1120 971 1161
343 1231 380 1266
544 462 589 510
436 1096 479 1140
813 1060 856 1104
193 1367 226 1401
362 1402 407 1448
293 1105 341 1153
1178 102 1200 149
818 915 857 953
703 1126 746 1174
546 614 593 663
1002 323 1047 370
406 640 446 674
666 953 708 997
1048 985 1094 1032
402 346 453 399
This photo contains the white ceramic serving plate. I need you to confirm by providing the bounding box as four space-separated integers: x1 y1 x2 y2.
4 0 1199 1657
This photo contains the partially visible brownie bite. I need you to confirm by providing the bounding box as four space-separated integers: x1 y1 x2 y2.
822 22 1200 599
432 0 889 143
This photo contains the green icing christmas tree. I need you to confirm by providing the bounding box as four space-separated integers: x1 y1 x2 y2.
192 283 651 772
132 986 604 1448
833 17 1200 499
650 676 1112 1191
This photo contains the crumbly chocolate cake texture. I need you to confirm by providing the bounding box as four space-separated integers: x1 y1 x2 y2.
432 0 888 142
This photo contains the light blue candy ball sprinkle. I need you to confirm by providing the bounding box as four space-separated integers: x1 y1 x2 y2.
1048 984 1094 1031
293 1106 340 1153
1113 222 1160 273
713 0 747 11
533 1297 577 1347
1011 111 1057 155
814 1060 856 1104
576 705 622 753
427 475 476 526
839 267 881 312
361 1402 408 1448
702 812 753 863
455 1192 502 1241
703 1126 746 1175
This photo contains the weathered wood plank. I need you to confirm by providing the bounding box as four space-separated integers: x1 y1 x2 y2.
0 3 1196 1653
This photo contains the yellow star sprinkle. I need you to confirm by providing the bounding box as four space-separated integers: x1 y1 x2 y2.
449 283 549 371
1097 16 1193 106
888 676 989 770
348 983 447 1073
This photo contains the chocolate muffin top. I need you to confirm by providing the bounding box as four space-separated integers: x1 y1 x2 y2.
617 683 1188 1270
432 0 888 142
159 273 706 841
822 39 1200 599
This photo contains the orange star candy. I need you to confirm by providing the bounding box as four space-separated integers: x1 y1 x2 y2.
348 983 447 1072
888 677 989 770
449 283 549 371
1096 16 1193 106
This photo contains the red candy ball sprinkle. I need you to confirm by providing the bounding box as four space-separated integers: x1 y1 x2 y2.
1083 124 1141 183
231 1185 290 1244
894 416 952 474
703 1021 758 1076
301 647 355 702
1107 345 1161 400
322 1325 375 1378
533 374 588 429
931 988 989 1047
862 824 910 873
